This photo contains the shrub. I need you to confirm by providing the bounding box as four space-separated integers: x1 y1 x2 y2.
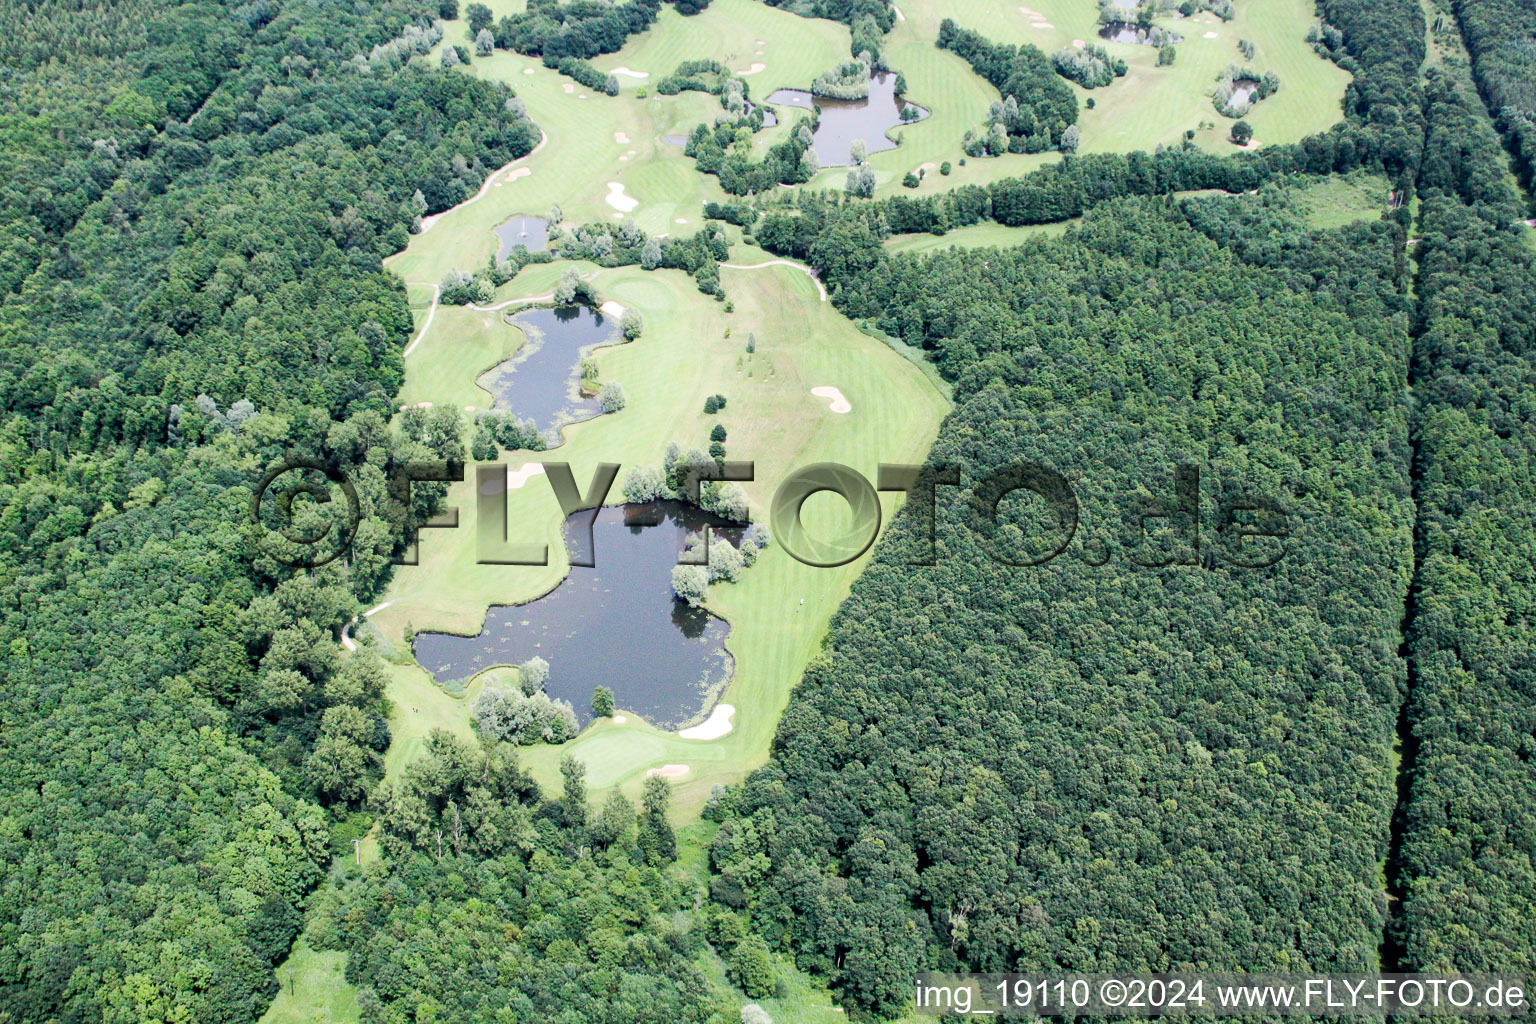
729 935 777 999
591 686 614 717
671 564 709 606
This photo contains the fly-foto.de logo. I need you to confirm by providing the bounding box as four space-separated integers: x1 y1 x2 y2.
249 458 1288 570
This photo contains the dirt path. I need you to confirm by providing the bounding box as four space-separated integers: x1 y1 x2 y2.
720 259 828 301
468 291 553 312
341 601 394 652
418 132 549 235
403 284 440 358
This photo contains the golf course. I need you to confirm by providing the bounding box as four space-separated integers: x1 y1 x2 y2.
362 0 1365 901
259 0 1381 1019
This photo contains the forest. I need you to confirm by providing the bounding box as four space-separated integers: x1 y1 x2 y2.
704 0 1536 1012
1 0 1533 1017
301 734 718 1022
1393 64 1536 973
712 191 1418 1016
1448 0 1536 186
0 0 532 1019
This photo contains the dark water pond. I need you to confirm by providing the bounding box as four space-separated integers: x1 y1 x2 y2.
765 72 927 167
747 100 778 128
413 501 745 729
495 216 547 260
1098 20 1184 43
477 305 620 437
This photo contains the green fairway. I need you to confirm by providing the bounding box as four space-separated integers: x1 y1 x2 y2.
387 0 849 286
811 0 1353 199
372 255 949 814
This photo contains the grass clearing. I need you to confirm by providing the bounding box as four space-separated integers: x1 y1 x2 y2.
1288 171 1392 229
258 938 359 1024
885 217 1078 253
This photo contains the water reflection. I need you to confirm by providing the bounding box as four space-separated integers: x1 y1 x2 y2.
413 501 745 729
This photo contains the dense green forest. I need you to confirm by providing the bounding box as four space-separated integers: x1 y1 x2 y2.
711 190 1417 1016
3 0 1533 1017
936 20 1078 149
0 1 533 1019
490 0 712 64
1393 59 1536 972
707 0 1529 1012
302 734 726 1022
1449 0 1536 192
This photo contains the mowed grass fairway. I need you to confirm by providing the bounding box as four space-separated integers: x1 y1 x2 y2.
387 0 848 286
373 258 948 814
821 0 1352 198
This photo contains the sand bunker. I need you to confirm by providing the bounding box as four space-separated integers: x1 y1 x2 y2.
646 764 691 778
507 463 546 490
675 217 688 224
912 161 937 176
613 714 628 723
739 62 766 75
1204 29 1219 37
1073 38 1086 47
605 182 639 212
614 131 630 144
562 82 574 93
599 300 627 318
1034 21 1054 28
507 167 531 182
811 386 851 414
1019 5 1043 15
678 703 736 740
611 66 649 78
523 67 535 75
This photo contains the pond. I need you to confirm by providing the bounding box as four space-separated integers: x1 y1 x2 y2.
1098 21 1184 44
1228 78 1260 107
495 216 548 260
765 71 927 167
412 501 745 730
477 305 620 438
662 133 690 147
